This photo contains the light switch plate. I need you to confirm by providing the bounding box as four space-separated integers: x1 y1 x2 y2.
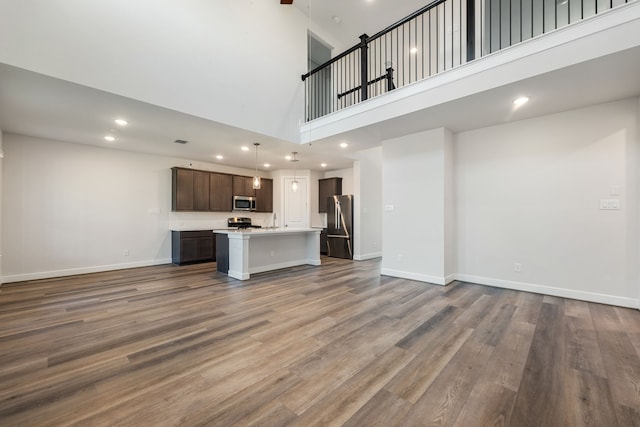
600 199 620 210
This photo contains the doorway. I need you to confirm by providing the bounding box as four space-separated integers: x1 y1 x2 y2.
283 177 308 229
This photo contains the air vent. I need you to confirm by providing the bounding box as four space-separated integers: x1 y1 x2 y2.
174 139 188 144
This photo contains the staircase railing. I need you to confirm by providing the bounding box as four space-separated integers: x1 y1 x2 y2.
301 0 634 122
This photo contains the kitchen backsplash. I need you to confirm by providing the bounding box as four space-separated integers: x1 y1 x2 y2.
169 212 276 231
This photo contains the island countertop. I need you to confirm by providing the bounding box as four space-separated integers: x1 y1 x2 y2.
213 227 319 236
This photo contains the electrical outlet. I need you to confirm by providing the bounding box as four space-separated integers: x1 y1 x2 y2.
514 263 522 272
123 249 130 257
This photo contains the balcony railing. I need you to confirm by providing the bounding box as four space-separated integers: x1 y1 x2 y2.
302 0 634 121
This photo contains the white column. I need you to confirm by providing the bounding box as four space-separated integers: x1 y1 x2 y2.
227 234 250 280
381 127 454 285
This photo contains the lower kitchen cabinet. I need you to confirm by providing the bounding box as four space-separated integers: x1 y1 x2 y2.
172 230 215 265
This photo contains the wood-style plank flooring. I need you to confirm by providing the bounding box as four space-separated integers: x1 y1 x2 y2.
1 257 639 426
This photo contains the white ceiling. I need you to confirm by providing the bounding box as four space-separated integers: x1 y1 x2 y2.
1 1 639 173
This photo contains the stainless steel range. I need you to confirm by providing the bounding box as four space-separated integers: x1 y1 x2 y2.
227 217 262 229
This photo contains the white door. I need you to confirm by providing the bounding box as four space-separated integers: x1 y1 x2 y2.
283 177 308 229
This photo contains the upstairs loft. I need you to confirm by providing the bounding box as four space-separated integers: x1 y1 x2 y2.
300 0 640 144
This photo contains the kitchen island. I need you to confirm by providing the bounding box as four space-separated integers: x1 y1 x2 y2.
214 228 321 280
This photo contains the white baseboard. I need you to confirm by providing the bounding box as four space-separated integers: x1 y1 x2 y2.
0 258 173 285
381 268 448 286
455 274 639 309
378 269 639 308
354 252 382 261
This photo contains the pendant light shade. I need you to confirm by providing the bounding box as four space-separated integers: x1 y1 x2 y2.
252 143 261 190
291 151 299 192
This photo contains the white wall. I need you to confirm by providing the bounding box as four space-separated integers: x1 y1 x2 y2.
0 1 308 142
455 98 639 307
353 147 382 260
381 128 454 285
1 134 272 283
0 128 3 279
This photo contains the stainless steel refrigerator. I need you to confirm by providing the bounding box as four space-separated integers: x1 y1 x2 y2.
326 195 353 259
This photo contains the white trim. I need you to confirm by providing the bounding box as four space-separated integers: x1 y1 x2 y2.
354 252 382 261
455 274 639 309
0 258 173 285
381 268 447 286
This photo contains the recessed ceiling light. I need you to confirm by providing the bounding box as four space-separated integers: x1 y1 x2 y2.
114 119 128 126
104 135 116 142
513 96 529 106
241 146 250 151
285 155 292 160
321 163 327 168
410 47 418 54
216 155 223 160
264 163 271 168
339 142 348 148
332 15 341 24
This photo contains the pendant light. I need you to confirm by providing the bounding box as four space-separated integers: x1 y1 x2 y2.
252 142 261 190
291 151 299 192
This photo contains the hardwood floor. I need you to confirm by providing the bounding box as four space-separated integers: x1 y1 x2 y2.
1 257 639 426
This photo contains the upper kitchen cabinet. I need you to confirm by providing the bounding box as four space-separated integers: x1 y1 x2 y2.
172 167 209 211
255 178 273 212
193 170 210 211
318 177 342 213
210 172 233 211
233 175 255 197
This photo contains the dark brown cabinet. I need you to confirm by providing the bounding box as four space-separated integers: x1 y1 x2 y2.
172 167 272 213
210 172 233 211
233 175 255 197
173 168 195 211
193 171 210 211
172 168 210 211
255 178 273 212
172 230 215 264
318 177 342 213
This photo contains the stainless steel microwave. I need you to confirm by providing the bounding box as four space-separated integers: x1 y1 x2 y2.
233 195 256 211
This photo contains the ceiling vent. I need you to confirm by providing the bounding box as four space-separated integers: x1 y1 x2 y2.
174 139 188 144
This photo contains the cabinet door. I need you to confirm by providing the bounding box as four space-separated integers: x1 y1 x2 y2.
255 178 273 212
173 169 194 211
318 177 342 213
233 176 255 197
180 238 198 262
195 237 214 261
193 171 210 211
210 173 233 211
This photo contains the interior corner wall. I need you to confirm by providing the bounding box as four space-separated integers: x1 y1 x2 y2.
353 147 382 260
0 1 308 142
381 128 452 285
455 98 639 308
0 134 267 283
